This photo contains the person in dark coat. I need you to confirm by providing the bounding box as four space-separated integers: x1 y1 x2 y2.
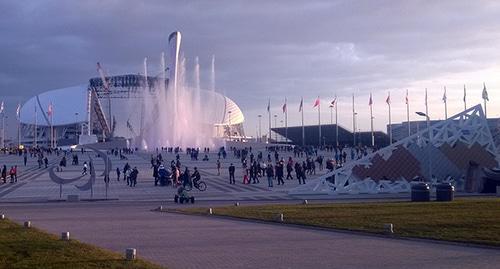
228 163 235 184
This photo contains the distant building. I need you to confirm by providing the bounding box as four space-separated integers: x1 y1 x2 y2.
271 124 390 147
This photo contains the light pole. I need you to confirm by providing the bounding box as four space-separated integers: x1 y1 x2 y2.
273 114 277 142
416 111 432 181
258 114 262 142
75 112 79 145
228 110 232 141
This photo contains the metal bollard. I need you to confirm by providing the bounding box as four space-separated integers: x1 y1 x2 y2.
0 214 5 220
24 221 31 228
383 223 394 234
208 208 213 215
125 248 136 261
158 206 163 211
61 232 70 241
234 202 240 207
302 199 308 205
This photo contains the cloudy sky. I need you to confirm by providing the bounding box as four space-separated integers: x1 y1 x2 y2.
1 0 499 139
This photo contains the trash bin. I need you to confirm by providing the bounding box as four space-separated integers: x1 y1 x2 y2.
436 183 454 201
411 182 430 202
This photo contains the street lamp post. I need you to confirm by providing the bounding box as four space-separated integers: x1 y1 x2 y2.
416 111 432 181
75 112 79 145
258 115 262 142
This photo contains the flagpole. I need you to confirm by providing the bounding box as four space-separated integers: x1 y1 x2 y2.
268 98 271 143
335 95 338 147
285 98 288 143
34 102 37 147
388 91 392 144
17 104 21 148
406 89 410 137
483 82 488 118
370 93 374 147
301 97 305 147
318 96 321 146
444 86 448 119
463 84 467 111
352 93 355 146
1 112 4 149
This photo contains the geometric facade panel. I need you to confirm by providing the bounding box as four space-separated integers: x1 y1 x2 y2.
289 104 500 195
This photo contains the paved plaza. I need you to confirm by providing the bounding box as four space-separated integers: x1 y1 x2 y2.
1 150 499 269
0 148 324 203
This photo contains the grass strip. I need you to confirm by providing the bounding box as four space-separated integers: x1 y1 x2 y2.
0 219 163 269
182 198 500 247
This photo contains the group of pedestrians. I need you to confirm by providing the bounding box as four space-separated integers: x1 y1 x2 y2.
0 165 17 184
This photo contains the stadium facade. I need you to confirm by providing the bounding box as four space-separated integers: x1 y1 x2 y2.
18 75 245 147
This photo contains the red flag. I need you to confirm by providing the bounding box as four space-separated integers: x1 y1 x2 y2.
313 97 320 108
369 93 373 106
299 98 303 112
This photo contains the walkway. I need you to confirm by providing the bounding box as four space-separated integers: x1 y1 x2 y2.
2 201 499 269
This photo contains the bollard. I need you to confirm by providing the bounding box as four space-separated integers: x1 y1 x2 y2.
234 202 240 207
302 199 308 205
276 213 284 222
158 206 163 211
208 208 213 215
383 223 394 234
61 232 70 241
125 248 136 261
24 221 31 228
0 214 4 220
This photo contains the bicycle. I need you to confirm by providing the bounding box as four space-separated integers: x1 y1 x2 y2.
185 180 207 192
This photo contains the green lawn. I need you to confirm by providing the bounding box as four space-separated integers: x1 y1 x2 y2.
182 198 500 246
0 219 163 269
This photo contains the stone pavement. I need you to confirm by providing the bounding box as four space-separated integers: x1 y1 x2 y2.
0 149 331 202
2 201 500 269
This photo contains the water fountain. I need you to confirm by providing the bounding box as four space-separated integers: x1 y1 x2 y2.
137 31 221 150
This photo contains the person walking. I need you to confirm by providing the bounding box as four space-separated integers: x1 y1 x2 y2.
286 158 294 180
9 166 15 183
23 154 27 166
131 167 139 187
1 165 6 183
266 162 274 188
276 161 284 185
116 167 120 181
228 163 235 184
82 162 88 175
216 159 221 175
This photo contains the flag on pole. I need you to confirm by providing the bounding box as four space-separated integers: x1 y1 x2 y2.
442 87 447 103
368 93 373 106
313 97 320 108
405 90 409 105
47 103 53 117
330 97 337 108
482 82 489 101
299 98 303 112
267 99 270 112
386 92 391 105
282 99 287 113
16 103 20 119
